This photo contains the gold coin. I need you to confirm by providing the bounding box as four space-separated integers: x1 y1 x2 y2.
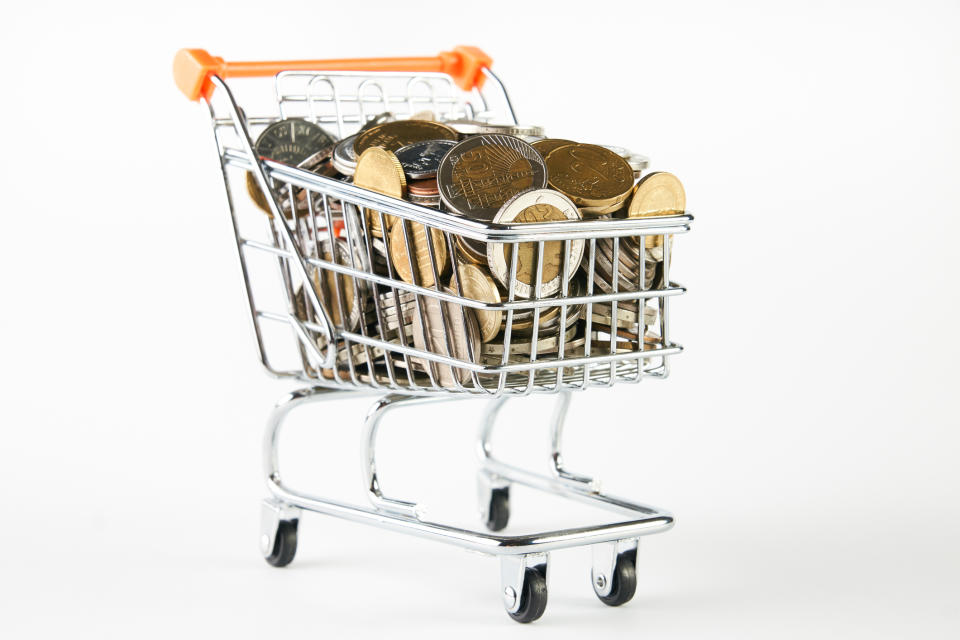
354 120 458 156
451 263 502 342
545 143 634 207
389 221 449 287
353 147 407 237
245 171 271 213
531 138 576 158
454 235 487 266
627 171 686 217
628 171 685 249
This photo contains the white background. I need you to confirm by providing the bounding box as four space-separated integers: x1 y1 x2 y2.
2 1 958 637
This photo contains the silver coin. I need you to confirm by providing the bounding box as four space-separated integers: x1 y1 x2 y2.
311 238 365 332
395 139 458 180
332 134 358 176
443 119 545 137
437 134 548 221
481 324 580 357
600 144 631 159
411 290 481 387
358 112 395 133
628 154 650 173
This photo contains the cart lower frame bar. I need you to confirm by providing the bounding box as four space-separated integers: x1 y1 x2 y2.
260 386 673 615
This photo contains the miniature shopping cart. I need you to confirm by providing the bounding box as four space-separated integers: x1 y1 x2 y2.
174 46 692 623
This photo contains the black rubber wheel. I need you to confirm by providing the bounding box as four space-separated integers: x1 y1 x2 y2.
595 552 637 607
265 519 298 568
508 568 548 623
485 486 510 532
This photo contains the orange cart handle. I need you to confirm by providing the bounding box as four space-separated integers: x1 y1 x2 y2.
174 47 493 101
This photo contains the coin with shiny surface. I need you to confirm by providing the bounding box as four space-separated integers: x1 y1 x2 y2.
354 120 458 156
353 147 407 237
255 118 336 164
451 263 502 342
545 143 634 207
627 171 686 217
332 134 358 176
486 189 584 298
411 290 480 387
395 140 458 180
532 138 576 158
437 134 548 221
388 221 449 287
443 120 545 137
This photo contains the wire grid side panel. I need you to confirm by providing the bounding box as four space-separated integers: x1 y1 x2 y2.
246 170 682 396
274 71 496 141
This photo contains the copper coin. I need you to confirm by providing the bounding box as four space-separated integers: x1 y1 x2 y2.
408 179 439 197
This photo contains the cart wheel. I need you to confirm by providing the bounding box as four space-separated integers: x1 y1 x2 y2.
485 486 510 532
264 519 298 568
593 552 637 606
508 568 548 623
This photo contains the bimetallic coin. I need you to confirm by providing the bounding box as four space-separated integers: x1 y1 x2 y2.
545 143 634 207
353 148 406 237
451 263 502 343
627 171 686 217
443 120 545 137
354 120 458 156
437 134 548 221
388 220 449 287
395 140 458 180
486 189 584 299
532 138 576 158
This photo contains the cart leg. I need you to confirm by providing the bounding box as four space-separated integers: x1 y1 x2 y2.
477 398 511 531
500 553 549 623
362 393 452 517
261 386 342 567
477 392 602 531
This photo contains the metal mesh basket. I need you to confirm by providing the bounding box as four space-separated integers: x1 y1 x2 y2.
202 66 691 397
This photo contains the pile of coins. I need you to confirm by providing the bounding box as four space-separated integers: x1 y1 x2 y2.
245 113 686 388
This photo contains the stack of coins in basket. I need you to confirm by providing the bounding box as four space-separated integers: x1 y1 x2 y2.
246 113 686 387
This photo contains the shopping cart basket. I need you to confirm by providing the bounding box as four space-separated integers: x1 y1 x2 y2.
174 46 693 622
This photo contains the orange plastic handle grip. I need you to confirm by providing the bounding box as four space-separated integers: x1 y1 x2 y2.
174 47 493 101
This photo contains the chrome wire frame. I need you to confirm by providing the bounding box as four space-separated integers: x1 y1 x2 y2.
261 386 672 609
205 69 691 398
200 67 684 612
